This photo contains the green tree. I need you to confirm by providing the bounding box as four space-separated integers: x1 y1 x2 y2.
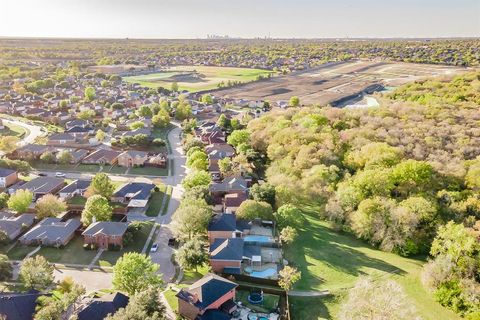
40 151 55 163
250 183 276 207
35 194 67 219
279 226 298 245
216 114 231 130
81 195 112 226
391 160 434 195
130 121 145 130
0 192 9 209
275 204 303 229
278 266 301 292
182 170 211 190
20 255 54 290
186 150 208 171
152 110 170 129
236 200 273 220
112 252 163 295
89 173 115 198
57 150 73 164
95 129 106 141
227 129 250 148
137 105 153 118
106 287 166 320
201 94 213 104
172 199 212 240
171 81 179 92
176 239 208 272
7 189 33 213
84 87 96 101
289 96 300 107
0 254 12 281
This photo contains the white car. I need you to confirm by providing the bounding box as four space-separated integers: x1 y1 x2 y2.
150 244 159 252
55 172 66 177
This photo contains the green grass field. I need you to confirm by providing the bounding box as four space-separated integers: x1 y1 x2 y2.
123 65 274 92
0 122 28 137
286 213 460 320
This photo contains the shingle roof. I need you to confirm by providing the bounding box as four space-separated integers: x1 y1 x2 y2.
208 214 237 232
19 218 81 243
113 182 154 201
77 292 129 320
0 167 16 177
209 177 248 193
13 177 64 194
210 238 244 261
0 291 44 320
176 274 237 311
59 179 91 194
82 222 128 237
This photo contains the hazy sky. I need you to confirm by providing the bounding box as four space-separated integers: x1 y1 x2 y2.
2 0 479 39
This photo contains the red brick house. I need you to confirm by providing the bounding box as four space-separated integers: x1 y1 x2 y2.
82 222 128 249
0 168 18 188
176 274 238 320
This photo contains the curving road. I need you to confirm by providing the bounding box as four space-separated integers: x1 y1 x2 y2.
149 124 187 282
1 118 44 146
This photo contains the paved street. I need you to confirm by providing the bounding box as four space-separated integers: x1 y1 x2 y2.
2 118 45 146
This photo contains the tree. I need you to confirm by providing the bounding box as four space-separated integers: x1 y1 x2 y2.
186 150 208 171
236 200 273 220
275 204 303 229
172 199 212 240
0 193 9 209
84 87 96 101
176 239 208 272
40 151 55 163
390 160 434 195
130 121 145 130
112 252 163 295
289 96 300 107
346 142 403 170
77 109 95 120
0 136 19 152
0 254 12 281
175 102 192 120
95 129 106 142
279 226 298 245
20 255 54 290
35 194 67 219
106 287 166 320
152 110 170 129
278 266 301 292
137 105 153 118
57 150 73 164
182 170 211 190
89 173 115 198
7 189 33 213
171 81 179 92
81 195 112 226
339 277 420 320
250 183 276 207
201 94 213 104
216 114 231 130
227 129 250 148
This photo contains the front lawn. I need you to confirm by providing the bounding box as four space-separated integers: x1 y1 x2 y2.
182 264 210 284
34 236 98 266
161 186 172 216
96 222 154 267
285 213 460 320
67 196 87 206
7 244 35 261
129 166 168 177
145 188 166 217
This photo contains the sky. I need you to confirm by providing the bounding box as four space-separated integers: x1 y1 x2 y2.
1 0 479 39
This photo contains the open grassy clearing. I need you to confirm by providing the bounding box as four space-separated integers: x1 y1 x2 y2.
123 65 274 92
35 237 98 265
0 122 28 137
286 213 460 320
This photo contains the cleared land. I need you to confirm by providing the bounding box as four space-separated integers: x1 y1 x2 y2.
123 66 274 92
286 214 460 320
214 60 469 106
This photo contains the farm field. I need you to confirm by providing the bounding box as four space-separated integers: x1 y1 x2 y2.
286 213 461 320
213 60 470 106
123 65 275 92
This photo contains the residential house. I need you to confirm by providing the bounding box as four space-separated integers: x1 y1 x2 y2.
209 177 248 198
209 238 260 273
65 126 91 139
12 144 53 160
0 291 46 320
46 133 77 146
0 168 18 188
19 218 81 247
82 149 121 166
224 192 248 214
176 274 238 320
82 221 128 249
58 179 91 200
206 143 235 180
112 182 155 209
145 153 167 168
0 213 35 240
65 119 90 130
117 150 149 167
76 292 129 320
207 213 251 244
10 177 65 200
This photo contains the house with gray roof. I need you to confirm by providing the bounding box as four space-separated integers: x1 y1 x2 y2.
10 177 65 200
0 291 46 320
112 182 155 208
209 238 261 274
58 179 91 200
82 149 121 165
0 213 35 240
76 292 129 320
82 221 128 249
209 177 248 196
19 218 81 247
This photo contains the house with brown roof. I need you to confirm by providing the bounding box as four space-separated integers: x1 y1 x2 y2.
117 150 149 167
224 192 248 214
46 133 77 146
82 149 121 165
82 221 128 249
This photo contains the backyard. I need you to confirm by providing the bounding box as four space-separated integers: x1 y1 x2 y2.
285 213 461 320
123 66 275 92
236 289 280 314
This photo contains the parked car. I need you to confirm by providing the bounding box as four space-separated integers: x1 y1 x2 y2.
38 172 47 177
55 172 66 177
150 243 158 252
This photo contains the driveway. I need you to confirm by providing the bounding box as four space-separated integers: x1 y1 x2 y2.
53 267 113 293
149 124 186 283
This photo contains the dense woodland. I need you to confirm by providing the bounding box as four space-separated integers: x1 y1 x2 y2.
246 72 480 318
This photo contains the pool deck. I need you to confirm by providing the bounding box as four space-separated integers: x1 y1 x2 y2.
232 306 279 320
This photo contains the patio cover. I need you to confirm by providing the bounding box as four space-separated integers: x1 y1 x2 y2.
127 199 148 208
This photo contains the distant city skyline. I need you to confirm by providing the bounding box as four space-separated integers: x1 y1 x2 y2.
1 0 479 39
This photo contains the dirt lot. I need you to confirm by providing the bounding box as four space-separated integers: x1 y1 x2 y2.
213 60 470 106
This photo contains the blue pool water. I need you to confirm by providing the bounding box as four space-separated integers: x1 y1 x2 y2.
244 235 273 243
249 268 277 279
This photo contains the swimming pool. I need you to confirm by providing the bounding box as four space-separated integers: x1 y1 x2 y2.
244 235 273 243
249 268 277 279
